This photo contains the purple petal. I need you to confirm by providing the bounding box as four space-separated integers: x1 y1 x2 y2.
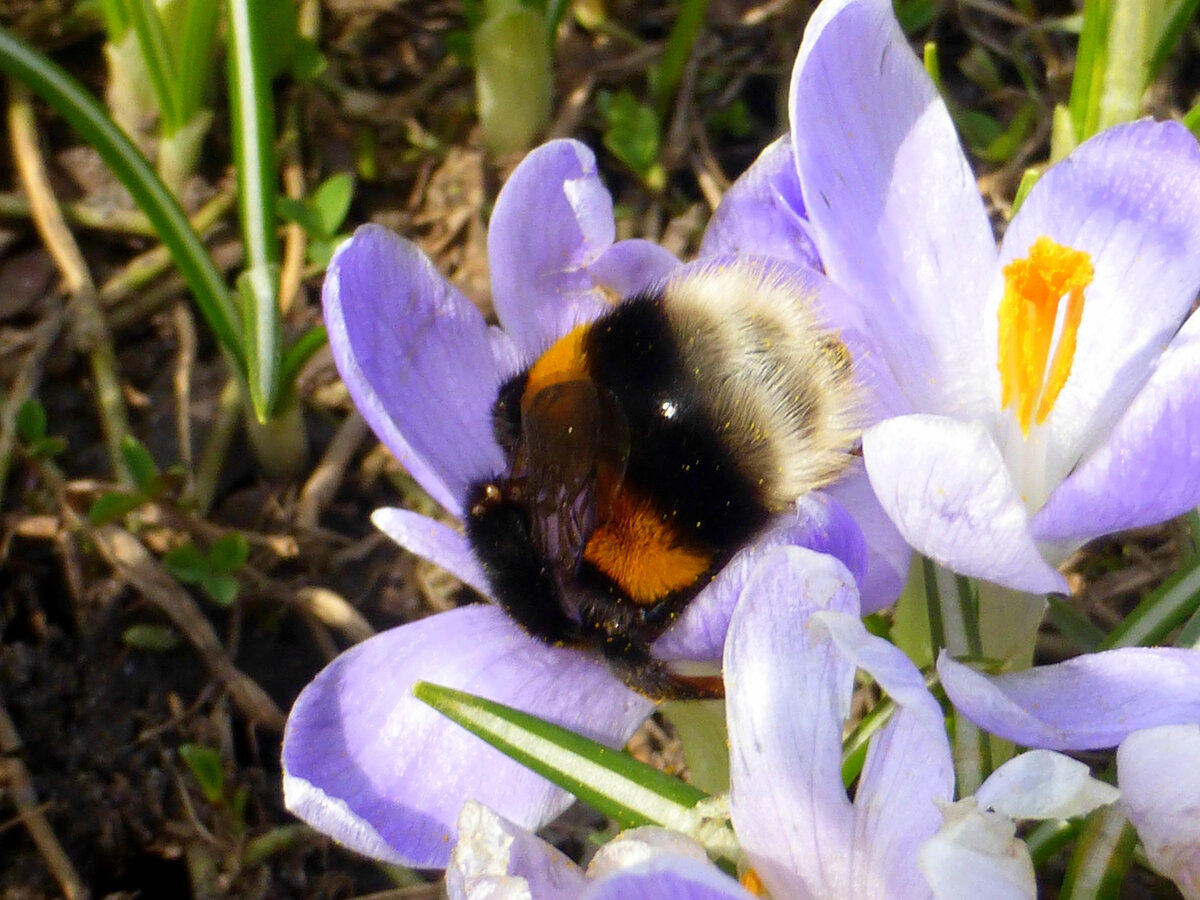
653 494 867 662
725 547 859 899
282 605 653 868
370 508 491 599
825 466 912 613
998 121 1200 483
587 239 680 299
1033 312 1200 544
862 414 1067 593
488 139 615 355
699 136 821 269
446 800 586 900
815 611 952 897
1117 725 1200 896
938 648 1200 750
583 857 754 900
790 0 997 418
324 225 504 514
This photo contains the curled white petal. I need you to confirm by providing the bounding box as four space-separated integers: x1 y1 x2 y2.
918 799 1036 900
447 800 585 900
587 827 711 881
976 750 1120 821
1117 725 1200 899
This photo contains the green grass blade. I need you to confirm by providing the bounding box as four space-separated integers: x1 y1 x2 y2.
652 0 710 114
1046 595 1105 652
413 682 713 834
0 25 244 369
98 0 130 37
278 325 328 394
226 0 281 419
1148 0 1200 80
1060 806 1136 900
1067 0 1110 143
176 0 222 122
238 267 281 421
1099 553 1200 649
120 0 182 129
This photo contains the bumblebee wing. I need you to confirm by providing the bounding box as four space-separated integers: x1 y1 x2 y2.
521 378 628 572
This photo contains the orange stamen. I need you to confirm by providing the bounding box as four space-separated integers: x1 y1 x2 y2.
997 236 1093 435
740 867 768 896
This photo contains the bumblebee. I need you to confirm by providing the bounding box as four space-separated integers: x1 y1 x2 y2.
466 259 860 699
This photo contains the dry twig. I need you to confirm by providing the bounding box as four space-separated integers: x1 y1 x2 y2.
84 519 287 731
296 409 370 529
7 78 132 485
0 699 90 900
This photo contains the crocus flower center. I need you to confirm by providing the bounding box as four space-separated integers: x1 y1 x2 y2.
997 236 1094 436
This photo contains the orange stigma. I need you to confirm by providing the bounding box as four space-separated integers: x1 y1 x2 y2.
997 235 1093 435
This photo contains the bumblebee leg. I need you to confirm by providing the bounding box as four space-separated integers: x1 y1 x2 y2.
599 635 725 701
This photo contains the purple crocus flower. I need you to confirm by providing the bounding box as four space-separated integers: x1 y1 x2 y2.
446 547 1118 899
282 138 886 869
733 0 1200 593
940 648 1200 898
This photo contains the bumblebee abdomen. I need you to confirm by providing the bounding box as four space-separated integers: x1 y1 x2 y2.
583 294 772 557
659 260 861 509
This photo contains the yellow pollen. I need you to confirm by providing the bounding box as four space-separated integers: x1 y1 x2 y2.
997 235 1093 435
740 867 768 896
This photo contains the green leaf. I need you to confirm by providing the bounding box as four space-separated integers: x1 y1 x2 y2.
276 195 325 236
228 0 282 419
256 0 300 80
1061 806 1136 898
16 398 47 442
209 532 249 572
957 109 1003 152
278 324 328 391
310 173 354 237
202 572 240 606
163 542 211 583
173 0 221 124
413 682 726 843
178 743 225 803
1101 553 1200 649
445 28 473 66
119 434 160 494
28 436 68 459
238 265 282 422
98 0 130 37
306 237 336 268
649 0 709 113
895 0 938 32
600 90 661 181
1011 168 1041 216
1046 595 1105 652
123 623 182 651
121 0 182 129
288 37 326 81
88 490 147 525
